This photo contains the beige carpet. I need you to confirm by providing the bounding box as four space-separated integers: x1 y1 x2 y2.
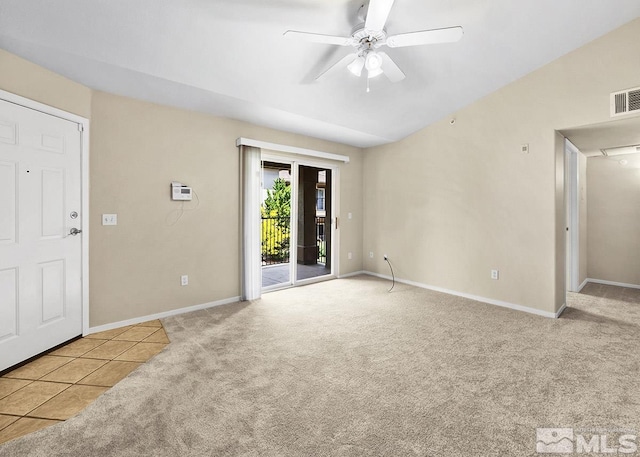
0 276 638 456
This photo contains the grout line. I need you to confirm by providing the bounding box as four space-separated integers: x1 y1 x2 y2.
0 415 21 433
22 413 66 421
0 380 34 400
112 341 143 362
69 361 110 386
20 416 63 423
75 339 111 357
49 338 110 358
19 383 73 418
23 356 76 382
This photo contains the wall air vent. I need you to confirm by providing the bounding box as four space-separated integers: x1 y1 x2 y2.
610 86 640 117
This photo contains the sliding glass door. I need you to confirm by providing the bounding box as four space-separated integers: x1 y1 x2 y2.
260 157 336 291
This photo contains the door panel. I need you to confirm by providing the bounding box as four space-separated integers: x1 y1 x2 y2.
40 259 66 323
0 268 18 341
0 99 82 371
0 161 16 243
41 168 66 238
0 120 16 144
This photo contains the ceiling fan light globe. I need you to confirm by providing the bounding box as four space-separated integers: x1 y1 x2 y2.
365 52 383 71
368 67 384 79
347 56 365 77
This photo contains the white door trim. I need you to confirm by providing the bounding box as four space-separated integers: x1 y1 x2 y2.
565 138 580 292
0 89 90 336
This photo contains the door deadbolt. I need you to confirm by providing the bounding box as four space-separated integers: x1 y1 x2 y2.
70 211 78 219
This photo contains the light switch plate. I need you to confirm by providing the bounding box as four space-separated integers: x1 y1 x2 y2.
102 214 117 226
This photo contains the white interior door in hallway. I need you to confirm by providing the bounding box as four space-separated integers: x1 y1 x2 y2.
0 98 83 371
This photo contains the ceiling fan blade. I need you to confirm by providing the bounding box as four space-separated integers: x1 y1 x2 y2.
315 53 358 80
284 30 355 46
364 0 395 32
378 52 405 82
386 26 463 48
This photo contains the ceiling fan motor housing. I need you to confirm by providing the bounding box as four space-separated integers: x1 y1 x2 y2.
351 25 387 58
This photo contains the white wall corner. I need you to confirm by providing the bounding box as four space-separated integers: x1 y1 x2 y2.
577 278 589 292
554 303 567 318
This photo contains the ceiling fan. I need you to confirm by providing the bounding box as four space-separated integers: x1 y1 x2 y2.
284 0 463 89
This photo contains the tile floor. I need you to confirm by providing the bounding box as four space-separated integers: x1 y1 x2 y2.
0 319 169 445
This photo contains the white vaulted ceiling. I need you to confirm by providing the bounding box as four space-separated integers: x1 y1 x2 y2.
1 0 639 147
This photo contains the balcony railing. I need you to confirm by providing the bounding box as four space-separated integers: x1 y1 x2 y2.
261 216 290 265
261 215 326 266
316 217 326 265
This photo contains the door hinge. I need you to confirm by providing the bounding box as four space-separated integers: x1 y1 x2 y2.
77 123 84 132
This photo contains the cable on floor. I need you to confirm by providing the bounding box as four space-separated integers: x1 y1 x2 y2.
384 255 395 292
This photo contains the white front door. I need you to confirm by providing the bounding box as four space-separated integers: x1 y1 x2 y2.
0 98 83 372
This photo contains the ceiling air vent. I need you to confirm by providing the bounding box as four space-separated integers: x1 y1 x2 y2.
610 86 640 117
600 145 640 156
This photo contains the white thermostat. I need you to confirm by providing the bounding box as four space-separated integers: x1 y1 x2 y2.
171 182 193 201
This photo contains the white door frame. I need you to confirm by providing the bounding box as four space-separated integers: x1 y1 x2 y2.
0 89 90 335
260 151 340 291
565 138 580 292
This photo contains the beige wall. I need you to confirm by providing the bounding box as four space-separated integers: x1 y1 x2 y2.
587 153 640 286
579 152 588 286
0 49 92 118
0 50 363 328
363 18 640 314
89 93 363 326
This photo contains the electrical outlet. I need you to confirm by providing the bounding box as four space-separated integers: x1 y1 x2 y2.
348 212 352 219
348 252 352 260
491 269 499 280
102 214 117 226
369 251 374 258
521 143 529 154
181 275 188 286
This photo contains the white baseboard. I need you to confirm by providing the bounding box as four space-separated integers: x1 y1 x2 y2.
363 271 562 319
586 278 640 290
85 296 241 336
577 278 589 292
338 270 366 279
